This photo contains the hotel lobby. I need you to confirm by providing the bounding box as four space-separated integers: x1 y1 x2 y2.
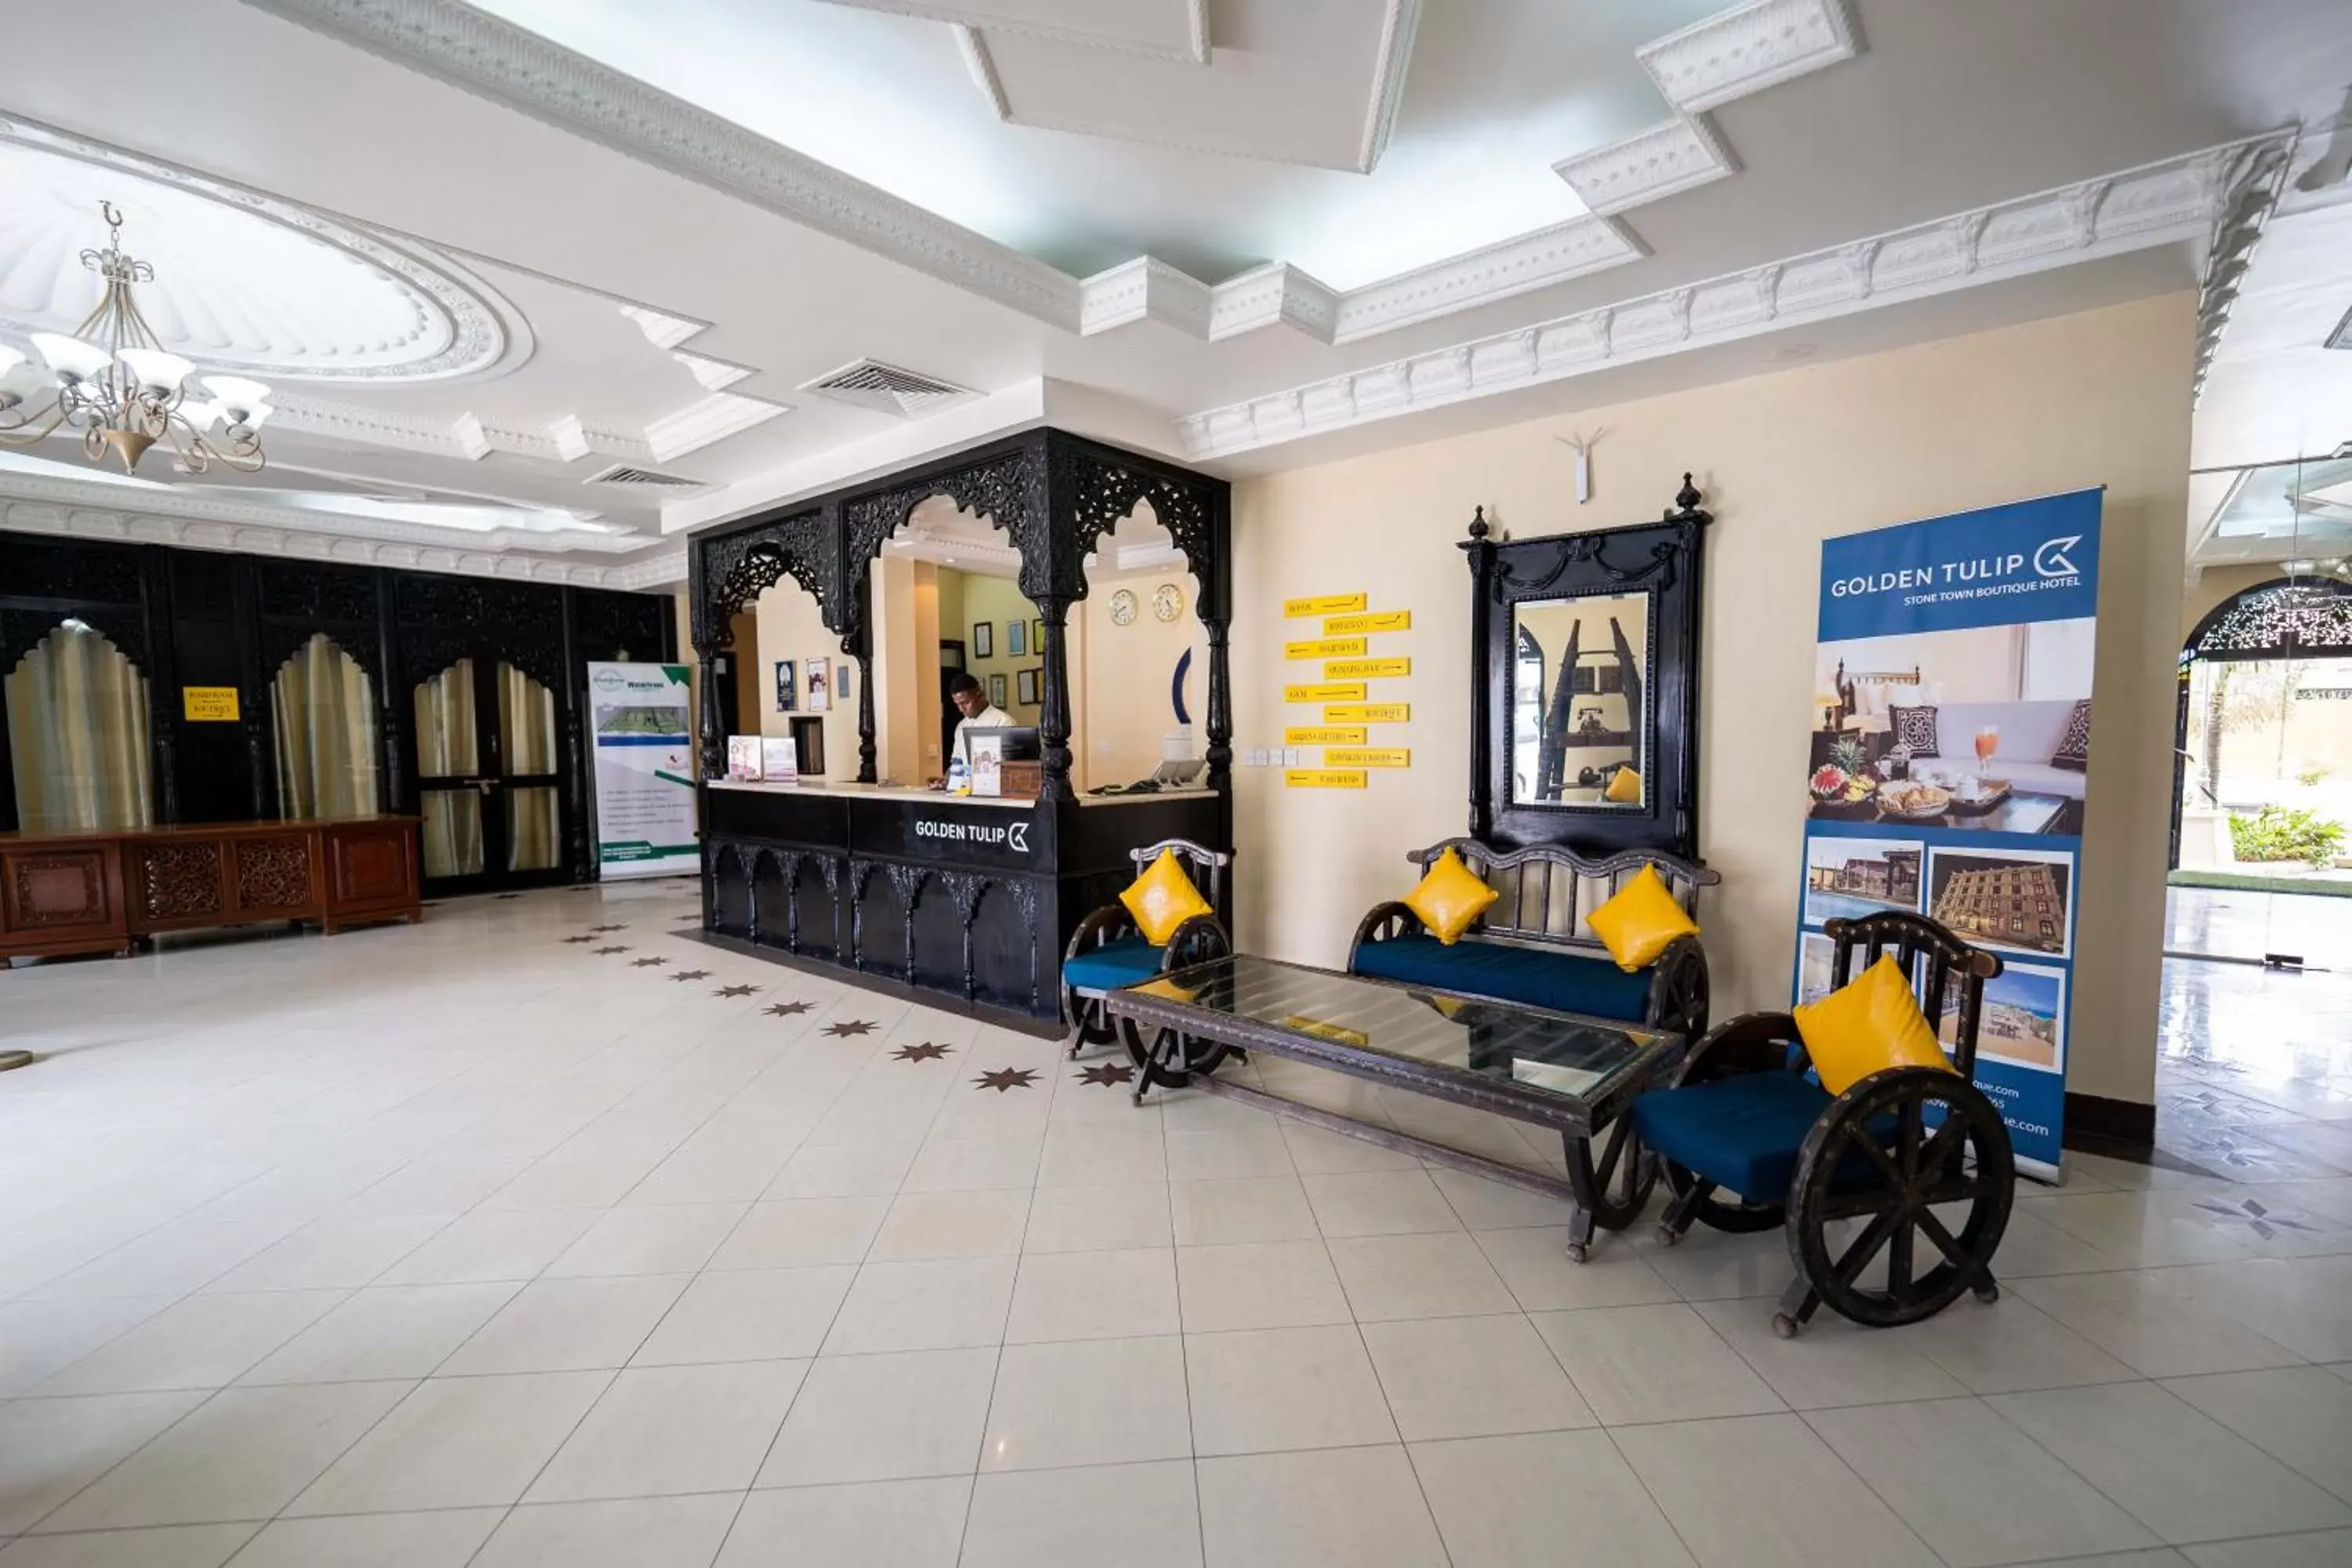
6 2 2352 1566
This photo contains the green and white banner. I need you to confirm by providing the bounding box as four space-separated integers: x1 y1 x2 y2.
586 662 698 879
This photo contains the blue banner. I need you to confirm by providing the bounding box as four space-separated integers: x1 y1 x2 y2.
1795 489 2102 1180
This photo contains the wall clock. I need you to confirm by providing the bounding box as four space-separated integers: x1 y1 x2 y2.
1109 589 1138 626
1152 583 1185 622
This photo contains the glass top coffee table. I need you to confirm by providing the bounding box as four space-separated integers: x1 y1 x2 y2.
1103 954 1686 1259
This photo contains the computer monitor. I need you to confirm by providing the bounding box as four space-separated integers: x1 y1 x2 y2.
996 726 1040 761
1151 757 1207 786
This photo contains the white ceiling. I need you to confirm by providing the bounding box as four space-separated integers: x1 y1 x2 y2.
0 0 2348 590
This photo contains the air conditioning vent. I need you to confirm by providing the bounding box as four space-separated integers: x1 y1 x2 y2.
586 464 706 489
800 359 975 418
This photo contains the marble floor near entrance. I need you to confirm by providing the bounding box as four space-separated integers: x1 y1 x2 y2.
2 884 2350 1568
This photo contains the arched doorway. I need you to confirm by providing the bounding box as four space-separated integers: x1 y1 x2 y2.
2170 575 2352 967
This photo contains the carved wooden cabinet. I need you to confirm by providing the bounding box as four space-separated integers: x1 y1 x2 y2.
1 818 419 965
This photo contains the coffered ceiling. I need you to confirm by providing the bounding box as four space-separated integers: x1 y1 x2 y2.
0 0 2347 590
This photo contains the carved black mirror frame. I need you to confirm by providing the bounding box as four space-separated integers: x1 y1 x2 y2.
1465 474 1711 860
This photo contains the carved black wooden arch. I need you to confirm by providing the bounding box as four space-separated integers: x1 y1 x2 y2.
2184 577 2352 662
688 426 1233 806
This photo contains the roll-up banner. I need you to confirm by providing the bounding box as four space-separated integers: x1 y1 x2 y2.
586 662 699 879
1795 489 2103 1181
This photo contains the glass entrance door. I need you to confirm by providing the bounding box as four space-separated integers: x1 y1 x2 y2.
412 658 566 895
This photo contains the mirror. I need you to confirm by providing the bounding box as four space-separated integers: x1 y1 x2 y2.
1510 591 1650 808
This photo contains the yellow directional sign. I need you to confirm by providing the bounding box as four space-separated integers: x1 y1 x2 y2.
1285 637 1367 660
1286 769 1367 789
1284 726 1367 746
1324 747 1410 768
1325 703 1409 724
1283 593 1367 618
1325 657 1410 681
1286 682 1366 702
182 687 241 722
1324 609 1410 635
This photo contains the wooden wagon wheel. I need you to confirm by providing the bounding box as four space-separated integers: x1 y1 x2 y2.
1655 1014 1795 1239
1564 1113 1658 1262
1123 914 1235 1100
1062 908 1138 1058
1779 1068 2013 1334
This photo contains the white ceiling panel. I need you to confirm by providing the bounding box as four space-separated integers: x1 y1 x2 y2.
820 0 1205 60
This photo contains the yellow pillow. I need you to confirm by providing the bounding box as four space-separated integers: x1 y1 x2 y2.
1585 862 1700 971
1602 766 1642 804
1120 849 1213 946
1403 848 1499 945
1792 953 1955 1096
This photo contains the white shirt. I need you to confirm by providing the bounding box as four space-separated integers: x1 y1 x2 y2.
951 703 1011 768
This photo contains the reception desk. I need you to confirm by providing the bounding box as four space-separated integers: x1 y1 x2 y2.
702 781 1223 1024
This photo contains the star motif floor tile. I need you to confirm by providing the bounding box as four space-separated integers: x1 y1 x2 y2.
892 1042 953 1062
593 946 629 956
764 1001 814 1017
2190 1195 2331 1240
589 924 626 932
632 956 669 967
822 1020 878 1038
669 969 712 982
561 935 595 944
715 984 759 998
974 1067 1040 1093
1076 1062 1135 1087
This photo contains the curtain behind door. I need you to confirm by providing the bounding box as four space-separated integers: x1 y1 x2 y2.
414 660 482 879
5 624 154 832
273 635 379 821
498 662 559 872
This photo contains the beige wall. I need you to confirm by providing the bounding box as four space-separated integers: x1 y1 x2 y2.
726 610 761 736
948 570 1044 728
1080 564 1207 789
750 580 858 779
1230 291 2196 1108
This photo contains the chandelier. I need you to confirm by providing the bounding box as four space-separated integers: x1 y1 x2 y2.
0 202 273 475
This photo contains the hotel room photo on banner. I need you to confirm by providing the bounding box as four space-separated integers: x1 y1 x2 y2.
1790 488 2103 1180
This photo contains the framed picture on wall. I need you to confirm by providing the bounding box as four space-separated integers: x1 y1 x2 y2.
806 655 829 713
1017 666 1040 706
973 621 993 659
774 659 797 713
837 662 852 702
989 673 1008 708
1007 619 1025 656
1032 618 1044 652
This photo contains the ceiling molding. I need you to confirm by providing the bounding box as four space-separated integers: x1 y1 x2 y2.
1555 114 1739 216
1637 0 1862 115
1328 217 1647 344
1356 0 1423 176
825 0 1210 65
953 26 1011 119
645 392 790 462
2 498 682 586
0 464 654 560
0 111 530 386
2194 133 2298 405
1178 134 2277 461
1207 263 1341 343
243 0 1085 332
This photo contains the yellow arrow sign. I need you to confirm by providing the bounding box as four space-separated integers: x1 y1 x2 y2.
1283 592 1367 618
1286 769 1367 789
1285 637 1367 660
1286 682 1366 702
1324 609 1411 635
1325 747 1410 768
1284 726 1367 746
1325 703 1409 724
1325 657 1410 681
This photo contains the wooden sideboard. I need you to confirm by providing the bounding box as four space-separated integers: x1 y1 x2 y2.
0 817 421 966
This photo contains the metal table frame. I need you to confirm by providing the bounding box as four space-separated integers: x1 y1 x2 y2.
1105 958 1685 1259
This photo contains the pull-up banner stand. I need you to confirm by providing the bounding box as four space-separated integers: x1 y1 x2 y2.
586 662 699 879
1793 488 2103 1181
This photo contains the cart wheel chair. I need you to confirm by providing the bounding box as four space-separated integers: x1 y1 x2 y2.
1062 838 1235 1087
1629 911 2015 1335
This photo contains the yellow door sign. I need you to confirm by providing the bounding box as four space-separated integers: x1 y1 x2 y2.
1283 593 1367 618
1286 682 1366 703
1323 609 1411 635
183 687 241 722
1325 703 1409 724
1325 657 1410 681
1286 769 1367 789
1324 748 1410 768
1285 637 1367 660
1284 726 1367 746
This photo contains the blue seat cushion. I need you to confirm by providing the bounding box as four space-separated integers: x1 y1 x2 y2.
1632 1073 1834 1201
1065 936 1166 993
1351 935 1653 1022
1633 1073 1907 1202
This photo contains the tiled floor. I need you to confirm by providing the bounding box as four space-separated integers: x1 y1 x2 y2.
2 884 2350 1567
